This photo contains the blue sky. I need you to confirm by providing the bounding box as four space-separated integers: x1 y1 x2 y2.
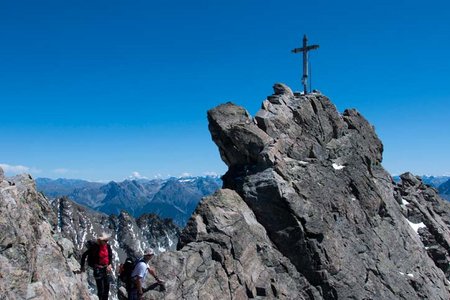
0 0 449 181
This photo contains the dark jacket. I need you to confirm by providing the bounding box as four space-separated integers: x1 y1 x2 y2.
80 241 113 269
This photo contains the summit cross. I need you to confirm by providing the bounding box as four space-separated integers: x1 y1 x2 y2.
291 35 319 94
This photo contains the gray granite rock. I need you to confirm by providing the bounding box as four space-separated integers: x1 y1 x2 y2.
149 189 319 299
208 102 273 167
200 84 450 299
0 174 92 299
396 172 450 279
273 83 293 96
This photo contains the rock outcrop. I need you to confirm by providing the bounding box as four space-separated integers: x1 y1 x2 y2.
147 85 450 299
147 189 319 299
395 173 450 279
0 171 91 299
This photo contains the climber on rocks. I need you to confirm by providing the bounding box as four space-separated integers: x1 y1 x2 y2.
128 248 164 300
80 232 114 300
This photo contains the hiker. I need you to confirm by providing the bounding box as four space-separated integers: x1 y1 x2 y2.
128 248 163 300
80 232 114 300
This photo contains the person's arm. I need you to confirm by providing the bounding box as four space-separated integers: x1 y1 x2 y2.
135 276 143 297
148 267 162 283
107 244 113 272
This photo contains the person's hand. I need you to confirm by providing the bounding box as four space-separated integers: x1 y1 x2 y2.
106 264 112 273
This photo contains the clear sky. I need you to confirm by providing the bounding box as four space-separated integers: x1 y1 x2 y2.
0 0 449 181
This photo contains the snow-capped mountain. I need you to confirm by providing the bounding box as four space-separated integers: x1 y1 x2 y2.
36 175 222 226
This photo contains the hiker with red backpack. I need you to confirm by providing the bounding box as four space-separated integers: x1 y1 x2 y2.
80 232 114 300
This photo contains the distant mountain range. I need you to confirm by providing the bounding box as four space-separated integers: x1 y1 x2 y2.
419 175 450 188
36 176 222 226
438 179 450 201
392 175 450 200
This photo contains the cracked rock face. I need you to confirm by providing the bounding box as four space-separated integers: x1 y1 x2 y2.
150 84 450 300
150 189 319 299
0 171 92 299
395 173 450 279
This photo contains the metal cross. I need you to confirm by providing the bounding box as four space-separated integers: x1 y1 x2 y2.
291 35 319 94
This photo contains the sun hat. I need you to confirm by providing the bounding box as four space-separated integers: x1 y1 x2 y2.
143 248 155 256
98 232 111 241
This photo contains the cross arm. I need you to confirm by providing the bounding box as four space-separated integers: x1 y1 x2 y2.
291 44 320 53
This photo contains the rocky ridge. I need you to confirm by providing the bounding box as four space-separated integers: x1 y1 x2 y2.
0 170 91 299
145 84 450 299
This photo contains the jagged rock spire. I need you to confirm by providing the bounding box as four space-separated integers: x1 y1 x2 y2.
192 83 450 299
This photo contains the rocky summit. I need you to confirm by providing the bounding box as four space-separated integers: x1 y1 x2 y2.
2 83 450 300
146 83 450 299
